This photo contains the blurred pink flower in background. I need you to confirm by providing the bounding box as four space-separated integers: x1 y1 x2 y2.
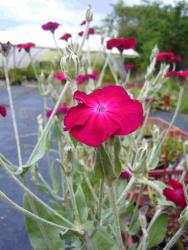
41 21 60 33
17 42 35 53
59 33 72 41
0 105 7 117
46 104 68 118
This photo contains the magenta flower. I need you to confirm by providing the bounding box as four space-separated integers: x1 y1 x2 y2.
76 72 99 85
46 104 68 118
120 170 130 178
157 52 174 62
168 55 182 63
17 42 35 53
41 22 60 33
78 28 95 37
163 179 186 209
59 33 71 41
78 31 84 37
124 64 135 71
88 71 99 80
0 105 7 117
64 85 143 147
106 38 136 53
53 73 66 81
80 20 86 26
165 70 188 78
76 74 88 85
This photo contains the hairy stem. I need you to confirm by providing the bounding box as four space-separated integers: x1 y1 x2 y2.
3 57 22 166
109 183 125 250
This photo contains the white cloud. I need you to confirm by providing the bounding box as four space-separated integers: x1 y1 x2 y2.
0 0 105 47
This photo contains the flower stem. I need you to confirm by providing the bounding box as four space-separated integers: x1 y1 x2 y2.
0 191 74 232
66 175 81 224
139 208 162 250
0 161 74 228
163 227 184 250
97 179 104 226
3 57 23 166
109 183 125 250
27 80 70 165
117 176 135 205
162 84 184 142
52 33 62 56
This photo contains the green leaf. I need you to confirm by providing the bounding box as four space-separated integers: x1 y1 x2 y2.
147 213 168 249
27 131 49 166
0 153 17 172
23 193 67 250
92 228 118 250
75 185 88 223
50 163 60 194
94 145 116 183
53 123 62 139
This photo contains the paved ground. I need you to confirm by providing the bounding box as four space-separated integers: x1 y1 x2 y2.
0 86 44 250
0 85 188 250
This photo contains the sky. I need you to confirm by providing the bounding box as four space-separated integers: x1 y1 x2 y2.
0 0 176 48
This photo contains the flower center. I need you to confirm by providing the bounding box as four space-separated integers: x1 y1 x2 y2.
96 104 106 113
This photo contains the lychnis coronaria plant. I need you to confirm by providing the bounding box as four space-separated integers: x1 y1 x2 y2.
0 5 188 250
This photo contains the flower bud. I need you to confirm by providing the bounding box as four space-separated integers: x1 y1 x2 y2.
85 5 93 22
60 42 80 80
0 42 12 57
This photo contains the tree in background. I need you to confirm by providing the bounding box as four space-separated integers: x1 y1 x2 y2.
103 0 188 69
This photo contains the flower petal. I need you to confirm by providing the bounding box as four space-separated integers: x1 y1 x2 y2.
112 100 143 135
70 113 119 147
74 85 130 108
163 188 186 208
64 104 92 130
166 179 183 189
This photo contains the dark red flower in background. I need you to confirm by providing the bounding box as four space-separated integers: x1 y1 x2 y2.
120 170 130 178
124 64 135 71
163 179 186 209
78 31 84 37
53 72 66 81
0 105 7 117
59 33 71 41
80 20 86 26
165 70 188 78
46 104 68 118
78 28 95 37
106 38 136 53
88 71 99 80
157 52 182 64
41 22 60 33
64 85 143 147
168 55 182 64
157 52 174 62
163 95 171 108
76 72 99 85
17 42 35 53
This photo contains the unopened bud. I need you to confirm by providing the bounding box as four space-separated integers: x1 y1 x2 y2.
0 42 12 57
85 5 93 22
60 42 80 80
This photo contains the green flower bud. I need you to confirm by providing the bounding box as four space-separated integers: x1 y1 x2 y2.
85 5 93 22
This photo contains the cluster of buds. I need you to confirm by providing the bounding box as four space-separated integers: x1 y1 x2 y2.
60 41 81 80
